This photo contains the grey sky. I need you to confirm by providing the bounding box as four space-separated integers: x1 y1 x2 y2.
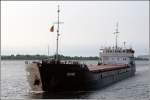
1 1 149 56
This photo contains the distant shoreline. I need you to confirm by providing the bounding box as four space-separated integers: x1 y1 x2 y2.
1 59 149 61
1 54 149 61
1 55 99 60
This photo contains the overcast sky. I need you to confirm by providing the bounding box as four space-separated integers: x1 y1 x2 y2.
1 1 149 56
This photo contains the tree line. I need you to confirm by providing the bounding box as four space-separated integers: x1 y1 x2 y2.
1 54 148 60
1 54 99 60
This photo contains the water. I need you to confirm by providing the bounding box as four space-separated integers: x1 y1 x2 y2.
1 60 149 99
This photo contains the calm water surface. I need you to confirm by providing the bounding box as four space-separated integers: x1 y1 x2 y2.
1 60 149 99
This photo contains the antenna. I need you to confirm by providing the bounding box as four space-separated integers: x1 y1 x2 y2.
113 22 119 49
48 45 49 56
123 41 126 49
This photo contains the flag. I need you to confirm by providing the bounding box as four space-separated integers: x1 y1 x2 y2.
50 25 54 32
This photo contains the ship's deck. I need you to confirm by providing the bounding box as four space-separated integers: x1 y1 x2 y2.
87 64 128 72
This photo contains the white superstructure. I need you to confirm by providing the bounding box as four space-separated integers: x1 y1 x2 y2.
100 47 135 65
99 22 135 66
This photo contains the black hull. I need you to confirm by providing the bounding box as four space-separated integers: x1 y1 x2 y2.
37 62 135 92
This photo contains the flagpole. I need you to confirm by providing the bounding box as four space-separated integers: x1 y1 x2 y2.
48 45 49 57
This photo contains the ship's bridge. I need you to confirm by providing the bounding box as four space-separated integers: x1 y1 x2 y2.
99 47 135 65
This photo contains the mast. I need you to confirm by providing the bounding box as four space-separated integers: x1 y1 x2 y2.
53 5 63 61
113 22 119 49
56 5 60 61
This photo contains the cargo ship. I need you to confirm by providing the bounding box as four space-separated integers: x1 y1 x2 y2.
25 5 136 92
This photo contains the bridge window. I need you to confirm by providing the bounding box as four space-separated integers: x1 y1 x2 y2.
123 58 126 60
117 58 119 60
